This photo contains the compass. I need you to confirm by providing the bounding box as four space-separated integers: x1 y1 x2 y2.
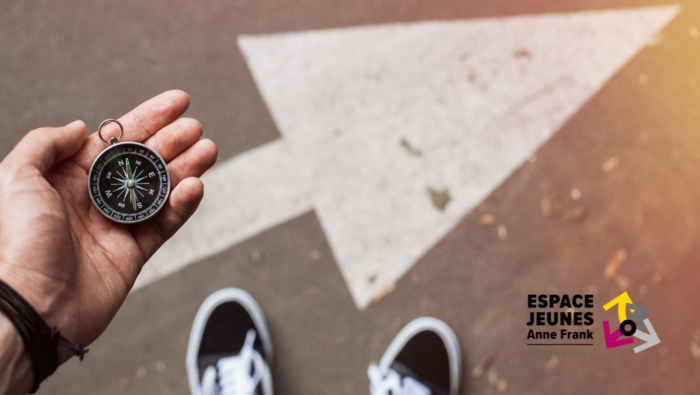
88 119 170 224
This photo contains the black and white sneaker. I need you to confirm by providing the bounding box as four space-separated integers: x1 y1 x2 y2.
186 288 273 395
368 317 461 395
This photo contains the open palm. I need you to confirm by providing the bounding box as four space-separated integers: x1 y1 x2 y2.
0 90 217 360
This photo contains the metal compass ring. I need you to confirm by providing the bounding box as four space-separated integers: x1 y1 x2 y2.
97 119 124 144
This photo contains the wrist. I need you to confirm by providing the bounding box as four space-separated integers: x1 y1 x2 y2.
0 271 76 365
0 265 64 323
0 276 86 393
0 315 32 395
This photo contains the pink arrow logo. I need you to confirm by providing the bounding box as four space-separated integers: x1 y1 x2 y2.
603 320 634 349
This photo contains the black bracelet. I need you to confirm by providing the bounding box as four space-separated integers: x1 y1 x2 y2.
0 278 86 393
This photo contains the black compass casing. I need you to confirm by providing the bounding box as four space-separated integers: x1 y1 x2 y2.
88 142 170 224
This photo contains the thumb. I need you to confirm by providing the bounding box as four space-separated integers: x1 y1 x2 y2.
3 120 87 175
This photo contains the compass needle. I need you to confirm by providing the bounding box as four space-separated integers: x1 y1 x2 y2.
130 189 138 210
125 158 133 180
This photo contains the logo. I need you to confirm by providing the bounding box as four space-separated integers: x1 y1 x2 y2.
602 292 660 353
526 294 596 355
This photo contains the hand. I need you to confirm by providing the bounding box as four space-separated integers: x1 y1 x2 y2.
0 91 217 365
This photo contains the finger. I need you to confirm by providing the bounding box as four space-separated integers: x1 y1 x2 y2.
167 138 218 187
77 90 191 169
132 177 204 260
1 120 87 176
115 89 191 142
142 117 203 162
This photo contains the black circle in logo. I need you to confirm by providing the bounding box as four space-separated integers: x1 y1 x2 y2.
619 319 637 337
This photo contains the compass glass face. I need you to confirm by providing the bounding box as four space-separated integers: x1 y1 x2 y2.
88 142 170 223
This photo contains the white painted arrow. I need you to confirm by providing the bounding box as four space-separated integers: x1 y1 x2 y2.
135 6 680 309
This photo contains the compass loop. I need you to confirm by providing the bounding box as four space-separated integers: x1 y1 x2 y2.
97 119 124 144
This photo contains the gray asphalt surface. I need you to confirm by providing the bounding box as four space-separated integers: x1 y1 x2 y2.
2 1 700 394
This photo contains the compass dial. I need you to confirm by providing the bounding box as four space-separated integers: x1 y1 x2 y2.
88 142 170 224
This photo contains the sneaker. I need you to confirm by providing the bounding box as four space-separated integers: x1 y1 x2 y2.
186 288 273 395
368 317 461 395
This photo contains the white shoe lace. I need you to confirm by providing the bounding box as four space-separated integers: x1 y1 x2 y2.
200 329 268 395
368 363 431 395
